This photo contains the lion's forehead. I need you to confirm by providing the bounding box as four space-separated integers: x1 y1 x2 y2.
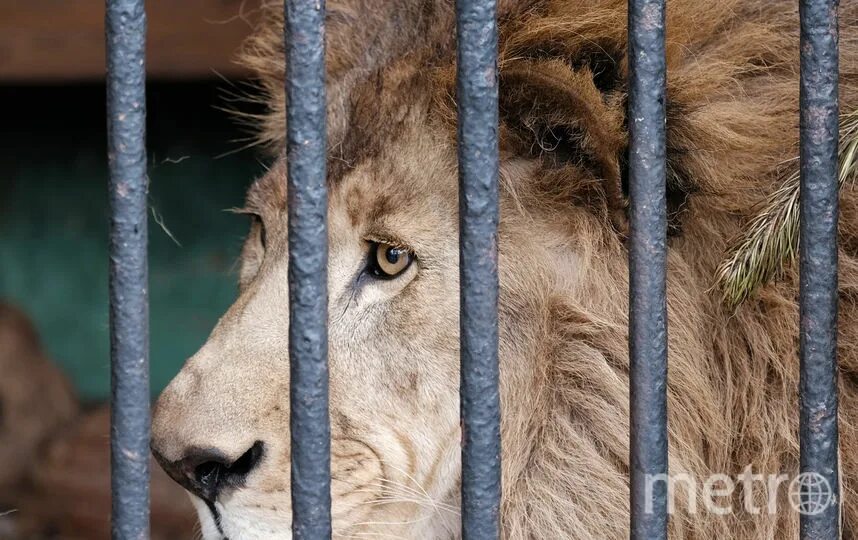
243 55 456 219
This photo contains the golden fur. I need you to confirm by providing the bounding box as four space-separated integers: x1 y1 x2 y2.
151 1 858 538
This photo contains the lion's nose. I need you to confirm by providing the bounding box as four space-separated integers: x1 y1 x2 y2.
153 441 265 502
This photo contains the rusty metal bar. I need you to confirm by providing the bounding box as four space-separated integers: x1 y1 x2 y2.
456 0 502 538
284 0 332 538
105 0 150 538
799 0 841 536
627 0 669 538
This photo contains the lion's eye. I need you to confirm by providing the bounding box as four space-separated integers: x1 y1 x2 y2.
368 242 414 279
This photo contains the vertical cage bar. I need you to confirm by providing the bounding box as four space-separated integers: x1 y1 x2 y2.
627 0 669 538
105 1 150 538
285 0 332 538
799 0 841 537
456 0 501 538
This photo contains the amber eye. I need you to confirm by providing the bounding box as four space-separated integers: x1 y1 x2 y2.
369 242 414 279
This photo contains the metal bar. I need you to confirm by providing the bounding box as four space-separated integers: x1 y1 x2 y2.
799 0 841 536
627 0 669 538
284 0 332 538
456 0 501 538
105 1 150 538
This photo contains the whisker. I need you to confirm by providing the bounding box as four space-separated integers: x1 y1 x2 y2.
336 531 409 540
332 477 428 503
381 462 451 519
353 493 456 512
350 513 433 528
342 480 459 513
348 489 460 514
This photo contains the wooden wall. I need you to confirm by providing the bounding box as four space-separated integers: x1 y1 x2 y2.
0 1 261 81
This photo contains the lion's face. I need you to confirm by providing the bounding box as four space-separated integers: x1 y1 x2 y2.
149 72 589 536
153 111 475 539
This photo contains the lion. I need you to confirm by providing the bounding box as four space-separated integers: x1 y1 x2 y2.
150 0 858 538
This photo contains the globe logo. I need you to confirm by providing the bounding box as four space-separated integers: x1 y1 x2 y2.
788 472 834 516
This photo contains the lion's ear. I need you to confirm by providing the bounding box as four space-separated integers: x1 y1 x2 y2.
499 56 628 220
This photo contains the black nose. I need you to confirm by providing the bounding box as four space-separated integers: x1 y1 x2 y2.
153 441 265 502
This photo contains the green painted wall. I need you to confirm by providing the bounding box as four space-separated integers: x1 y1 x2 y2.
0 83 266 401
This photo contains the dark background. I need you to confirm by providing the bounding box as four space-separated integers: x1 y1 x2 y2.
0 0 267 401
0 4 271 536
0 82 266 400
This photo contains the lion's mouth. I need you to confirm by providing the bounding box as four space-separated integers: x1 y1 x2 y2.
204 499 228 539
188 494 233 540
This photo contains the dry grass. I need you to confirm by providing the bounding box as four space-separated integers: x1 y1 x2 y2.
715 108 858 307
